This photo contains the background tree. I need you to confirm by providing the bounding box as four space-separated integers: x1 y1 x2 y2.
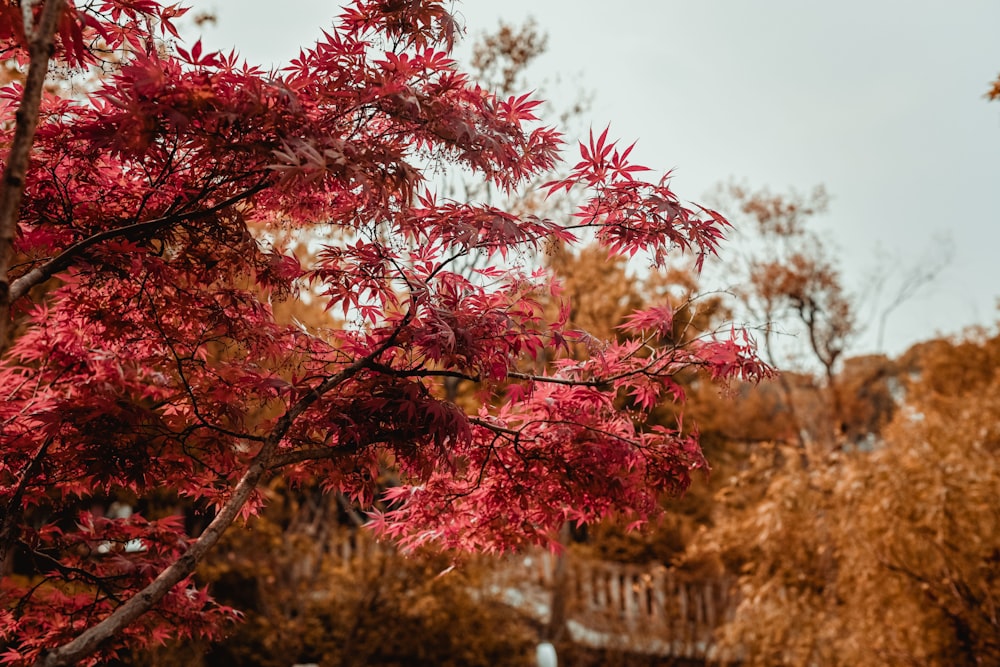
707 183 856 448
692 327 1000 666
711 181 950 448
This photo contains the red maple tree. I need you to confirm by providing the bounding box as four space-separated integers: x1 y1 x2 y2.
0 2 769 665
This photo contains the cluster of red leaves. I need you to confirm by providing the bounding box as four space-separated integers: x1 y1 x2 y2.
544 127 731 270
0 513 231 666
0 1 769 664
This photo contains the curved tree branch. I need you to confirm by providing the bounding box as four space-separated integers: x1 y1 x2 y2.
8 180 269 303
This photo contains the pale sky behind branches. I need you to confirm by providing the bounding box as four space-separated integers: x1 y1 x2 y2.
193 1 1000 357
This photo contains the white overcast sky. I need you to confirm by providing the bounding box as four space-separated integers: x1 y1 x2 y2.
191 1 1000 357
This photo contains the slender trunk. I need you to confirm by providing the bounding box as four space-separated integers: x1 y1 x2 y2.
0 0 65 349
0 438 51 575
545 523 572 642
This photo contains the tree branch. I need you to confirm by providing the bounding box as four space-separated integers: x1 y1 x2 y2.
8 181 269 303
0 0 65 346
37 439 276 665
267 446 357 469
0 437 52 569
367 352 683 390
36 302 417 667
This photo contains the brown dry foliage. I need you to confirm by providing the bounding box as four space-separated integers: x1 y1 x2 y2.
694 329 1000 666
469 19 547 97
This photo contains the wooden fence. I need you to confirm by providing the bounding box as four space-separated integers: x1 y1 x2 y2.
493 550 741 661
321 530 741 661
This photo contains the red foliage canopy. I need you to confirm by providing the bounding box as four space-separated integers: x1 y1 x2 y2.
0 2 769 665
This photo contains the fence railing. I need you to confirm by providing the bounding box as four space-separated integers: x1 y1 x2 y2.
493 550 740 661
323 529 740 661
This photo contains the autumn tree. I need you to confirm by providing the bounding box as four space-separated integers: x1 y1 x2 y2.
145 21 597 665
705 184 853 446
693 327 1000 666
0 2 767 665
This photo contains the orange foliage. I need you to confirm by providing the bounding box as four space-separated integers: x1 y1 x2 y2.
695 327 1000 666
